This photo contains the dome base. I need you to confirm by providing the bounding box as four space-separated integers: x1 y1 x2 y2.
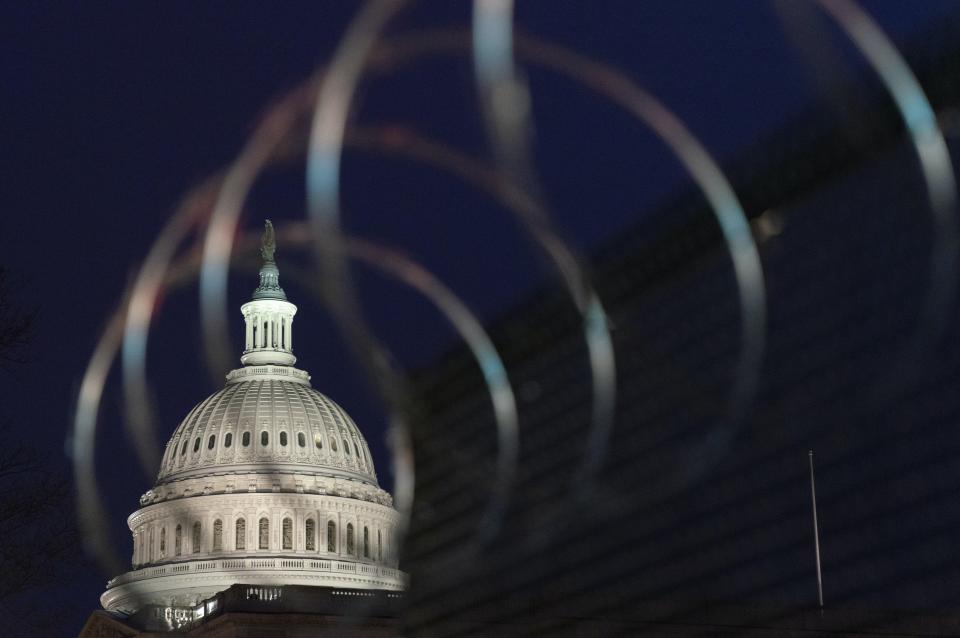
102 557 407 614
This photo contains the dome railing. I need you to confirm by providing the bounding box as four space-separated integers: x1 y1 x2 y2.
106 556 407 588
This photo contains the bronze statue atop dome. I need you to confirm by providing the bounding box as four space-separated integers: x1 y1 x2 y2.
260 219 276 263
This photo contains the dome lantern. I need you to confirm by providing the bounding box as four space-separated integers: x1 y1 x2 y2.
240 220 297 367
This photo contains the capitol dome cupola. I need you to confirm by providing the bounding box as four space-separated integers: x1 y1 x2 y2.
240 220 297 367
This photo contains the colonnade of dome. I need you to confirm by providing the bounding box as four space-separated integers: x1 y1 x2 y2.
130 494 399 569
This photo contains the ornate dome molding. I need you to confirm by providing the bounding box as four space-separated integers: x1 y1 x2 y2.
154 373 379 488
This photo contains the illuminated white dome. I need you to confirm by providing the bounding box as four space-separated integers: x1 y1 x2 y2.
155 370 380 489
102 221 405 618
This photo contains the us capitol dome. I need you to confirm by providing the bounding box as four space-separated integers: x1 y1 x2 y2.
101 221 406 616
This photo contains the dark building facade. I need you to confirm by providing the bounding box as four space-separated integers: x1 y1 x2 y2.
397 16 960 637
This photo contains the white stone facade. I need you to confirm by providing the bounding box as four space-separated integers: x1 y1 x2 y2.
128 494 400 567
101 224 406 614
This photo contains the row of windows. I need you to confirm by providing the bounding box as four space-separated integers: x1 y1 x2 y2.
173 431 365 463
142 518 384 561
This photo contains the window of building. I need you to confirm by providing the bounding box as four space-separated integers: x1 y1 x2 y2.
160 527 166 557
224 432 233 448
331 438 338 452
315 434 323 450
261 431 269 446
193 437 200 453
282 517 292 550
236 519 246 550
327 521 336 552
242 431 250 447
207 435 216 450
175 524 182 556
192 522 201 553
180 440 188 456
346 523 355 555
363 526 370 558
305 519 316 551
279 431 287 447
344 440 351 455
259 517 269 550
298 432 306 447
378 530 382 561
213 520 223 551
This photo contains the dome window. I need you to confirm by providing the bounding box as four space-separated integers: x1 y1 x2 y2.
282 517 293 550
279 432 288 447
298 432 306 448
192 522 201 553
305 519 316 551
259 518 269 550
344 440 351 455
224 433 233 448
346 523 355 555
327 521 337 552
315 434 323 450
261 431 269 446
193 437 200 453
160 528 166 557
363 526 370 558
213 519 223 551
236 518 246 550
242 432 250 447
331 438 338 452
207 435 216 450
378 530 382 561
175 525 182 556
180 441 188 456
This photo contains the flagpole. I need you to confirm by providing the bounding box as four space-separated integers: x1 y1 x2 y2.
809 450 824 609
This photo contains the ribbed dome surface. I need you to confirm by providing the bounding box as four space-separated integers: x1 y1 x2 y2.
156 367 378 487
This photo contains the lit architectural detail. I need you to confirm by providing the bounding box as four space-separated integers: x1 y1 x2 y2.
101 221 405 616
